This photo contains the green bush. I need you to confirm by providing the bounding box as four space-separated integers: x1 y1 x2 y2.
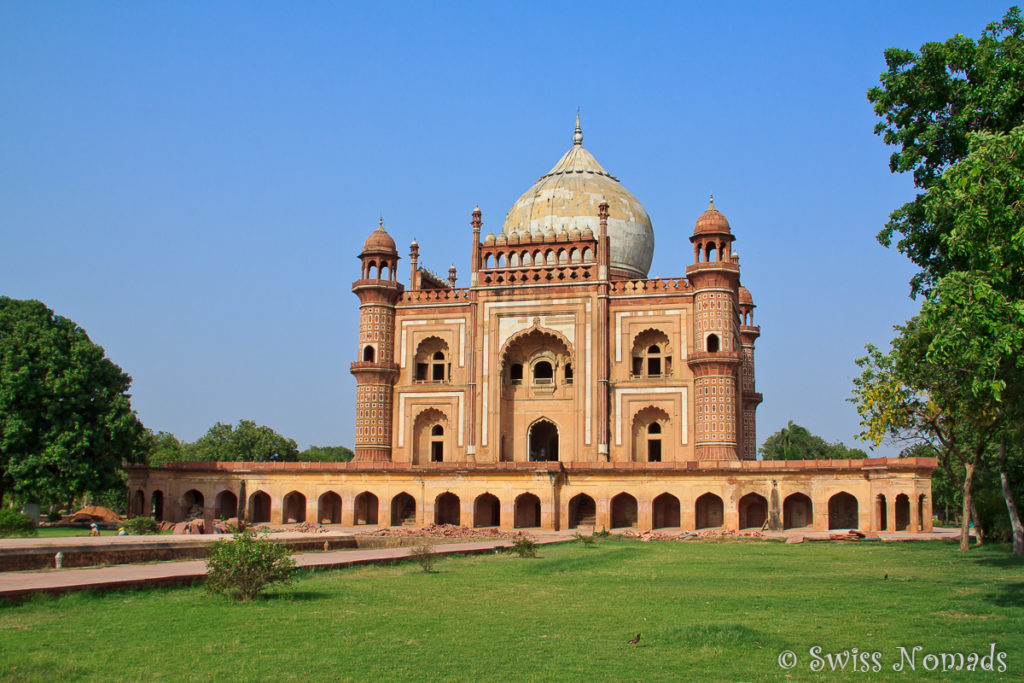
409 543 437 572
0 508 37 538
123 516 161 535
204 529 297 601
574 533 596 547
511 536 537 558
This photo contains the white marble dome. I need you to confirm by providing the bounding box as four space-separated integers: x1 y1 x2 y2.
501 120 654 278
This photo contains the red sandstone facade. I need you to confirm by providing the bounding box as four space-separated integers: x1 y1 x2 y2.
127 122 935 533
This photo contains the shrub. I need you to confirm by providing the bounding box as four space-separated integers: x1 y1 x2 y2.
123 516 161 535
511 536 537 558
594 527 610 538
204 529 297 601
0 508 37 538
409 543 437 572
574 533 596 547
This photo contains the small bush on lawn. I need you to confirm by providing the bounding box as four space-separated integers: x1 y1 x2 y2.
409 543 437 572
123 516 161 535
512 537 537 558
205 529 297 601
0 508 37 538
574 533 596 547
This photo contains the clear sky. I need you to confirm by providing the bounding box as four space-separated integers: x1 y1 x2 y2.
0 2 1011 455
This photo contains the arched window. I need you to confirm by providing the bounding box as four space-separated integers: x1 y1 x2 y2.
509 363 523 384
414 337 450 383
706 334 720 353
564 363 573 385
631 330 671 378
647 421 662 462
430 424 444 462
533 360 553 385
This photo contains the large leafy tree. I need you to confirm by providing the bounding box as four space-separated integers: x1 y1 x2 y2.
0 298 145 505
759 421 866 461
867 7 1024 296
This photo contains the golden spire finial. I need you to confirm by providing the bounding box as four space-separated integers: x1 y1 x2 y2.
573 108 583 146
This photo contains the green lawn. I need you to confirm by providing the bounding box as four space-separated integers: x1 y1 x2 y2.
0 539 1021 681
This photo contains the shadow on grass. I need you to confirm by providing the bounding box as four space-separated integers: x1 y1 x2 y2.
981 582 1024 609
261 590 330 602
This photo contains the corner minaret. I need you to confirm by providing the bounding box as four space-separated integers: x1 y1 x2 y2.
737 280 762 461
686 195 742 461
351 218 403 462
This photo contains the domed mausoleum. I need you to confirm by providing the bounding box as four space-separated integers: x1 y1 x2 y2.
129 120 936 535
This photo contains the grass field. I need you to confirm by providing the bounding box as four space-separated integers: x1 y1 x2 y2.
0 538 1021 681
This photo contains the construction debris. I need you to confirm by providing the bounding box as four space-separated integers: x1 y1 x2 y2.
63 506 122 523
365 524 534 541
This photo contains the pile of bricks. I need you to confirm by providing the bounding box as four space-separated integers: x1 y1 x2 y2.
611 528 766 542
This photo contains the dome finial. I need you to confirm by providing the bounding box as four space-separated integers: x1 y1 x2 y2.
378 215 385 231
708 192 716 210
573 108 583 146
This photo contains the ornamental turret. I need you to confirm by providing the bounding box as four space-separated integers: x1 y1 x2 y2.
686 195 743 461
351 219 403 462
737 280 762 461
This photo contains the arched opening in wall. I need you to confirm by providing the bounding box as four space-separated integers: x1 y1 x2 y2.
514 493 541 528
828 492 859 530
414 337 450 383
583 247 594 262
611 493 638 528
181 490 204 519
783 493 812 529
695 492 724 529
363 346 375 362
876 494 888 531
366 261 377 279
647 423 662 462
435 492 460 525
631 406 670 463
705 243 717 262
570 248 580 263
510 252 520 267
652 493 680 529
151 490 164 521
318 491 342 524
528 419 559 461
485 253 494 268
546 250 556 266
381 263 390 280
631 329 672 378
564 363 573 385
509 363 523 384
430 424 445 462
474 493 500 528
413 408 449 466
391 492 417 526
569 494 596 529
706 334 720 353
283 491 306 524
558 249 568 264
248 491 271 523
354 492 379 525
738 493 768 529
532 360 553 385
522 252 532 267
497 253 506 268
917 495 926 531
215 490 238 520
894 493 910 531
132 489 144 517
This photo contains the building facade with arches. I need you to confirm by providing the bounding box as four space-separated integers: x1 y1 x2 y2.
128 120 935 533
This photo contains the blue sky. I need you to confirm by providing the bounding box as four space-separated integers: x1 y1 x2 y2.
1 2 1011 455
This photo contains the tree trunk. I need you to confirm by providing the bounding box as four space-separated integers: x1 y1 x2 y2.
997 438 1024 556
970 499 984 546
959 462 975 551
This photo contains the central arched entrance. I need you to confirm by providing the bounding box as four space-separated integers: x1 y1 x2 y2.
528 419 559 462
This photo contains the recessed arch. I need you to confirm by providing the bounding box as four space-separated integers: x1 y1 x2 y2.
354 492 379 525
413 408 449 465
474 493 500 528
514 493 541 528
828 492 859 530
181 489 204 519
214 490 238 520
414 336 450 383
391 492 417 526
894 493 910 531
652 493 680 529
283 491 306 524
528 418 559 462
695 492 724 529
569 493 596 529
783 493 812 529
150 490 164 522
876 494 888 531
248 491 271 523
632 406 670 463
610 493 638 529
435 492 460 525
318 491 342 524
738 492 768 529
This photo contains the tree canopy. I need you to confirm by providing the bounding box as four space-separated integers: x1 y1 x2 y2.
759 421 867 461
141 422 353 464
0 297 145 505
867 7 1024 296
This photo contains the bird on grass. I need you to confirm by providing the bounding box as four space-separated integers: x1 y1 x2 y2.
628 633 641 645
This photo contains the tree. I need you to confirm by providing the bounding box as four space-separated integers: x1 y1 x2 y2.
853 272 1024 551
189 420 299 463
867 7 1024 296
759 421 866 461
142 430 186 466
297 445 354 462
0 298 145 506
